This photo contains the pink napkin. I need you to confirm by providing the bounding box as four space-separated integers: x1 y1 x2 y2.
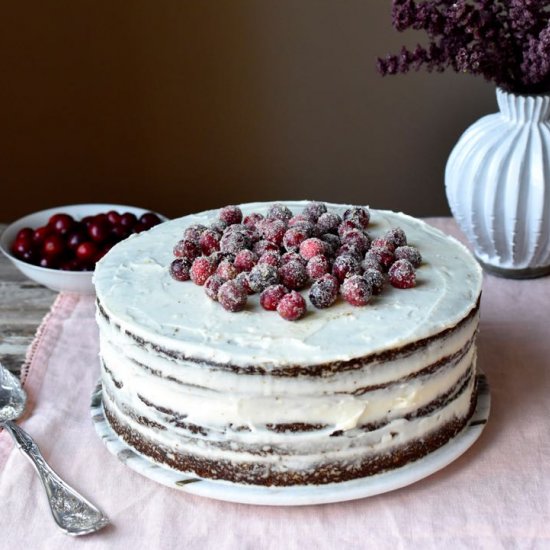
1 219 549 549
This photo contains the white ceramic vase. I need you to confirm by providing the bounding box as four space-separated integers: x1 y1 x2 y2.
445 88 550 278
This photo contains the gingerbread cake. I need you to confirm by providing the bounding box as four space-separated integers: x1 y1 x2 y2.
93 201 482 486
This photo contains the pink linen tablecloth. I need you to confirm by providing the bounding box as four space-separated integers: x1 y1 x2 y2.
1 218 549 549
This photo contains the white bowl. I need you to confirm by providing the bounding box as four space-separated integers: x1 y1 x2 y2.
0 203 167 295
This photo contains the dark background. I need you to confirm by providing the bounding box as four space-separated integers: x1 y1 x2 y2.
0 1 495 222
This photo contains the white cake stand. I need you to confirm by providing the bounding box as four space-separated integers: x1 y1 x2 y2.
90 373 490 506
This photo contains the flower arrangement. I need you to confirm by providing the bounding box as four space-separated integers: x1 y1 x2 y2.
377 0 550 95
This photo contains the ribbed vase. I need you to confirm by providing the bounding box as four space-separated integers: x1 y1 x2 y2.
445 88 550 278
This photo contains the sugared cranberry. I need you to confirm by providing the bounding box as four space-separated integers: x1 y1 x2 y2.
260 284 289 311
75 241 98 262
253 239 279 256
281 251 306 266
88 219 110 243
119 212 138 230
388 259 416 289
395 245 422 268
42 235 65 258
299 238 326 261
343 206 370 230
248 263 280 293
371 237 395 252
320 233 341 256
204 274 225 300
279 260 308 290
363 269 385 295
309 274 339 309
384 227 407 248
341 275 372 306
235 272 254 295
277 291 307 321
302 201 327 222
220 231 249 254
342 229 370 255
190 257 216 286
243 212 264 228
183 224 208 243
336 243 362 260
266 203 292 222
288 214 310 227
317 212 341 234
332 253 361 283
199 229 221 255
306 254 330 280
361 256 383 273
173 239 200 261
258 251 281 267
48 213 75 235
140 212 162 229
169 258 192 281
337 219 362 238
219 205 242 226
218 280 248 312
283 227 308 252
259 219 286 245
216 259 238 281
209 220 228 235
234 249 257 272
365 246 395 271
15 228 34 242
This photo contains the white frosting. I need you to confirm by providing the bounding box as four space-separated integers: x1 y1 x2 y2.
94 201 482 368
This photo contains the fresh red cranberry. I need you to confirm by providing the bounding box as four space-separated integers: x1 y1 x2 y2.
253 239 279 256
32 226 52 245
316 212 341 234
183 224 207 243
337 219 362 238
234 249 257 272
283 227 308 252
15 227 34 242
132 222 148 234
361 256 383 273
39 255 60 269
258 250 281 267
218 280 248 312
173 239 200 260
169 258 192 281
42 234 65 258
106 210 121 225
342 229 370 255
66 229 88 250
363 268 385 295
11 239 35 259
279 260 308 290
332 253 361 283
119 212 138 230
111 224 130 241
139 212 162 229
365 246 395 271
220 231 249 254
259 219 286 245
302 201 327 222
371 237 395 251
281 251 306 265
389 259 416 289
341 275 372 306
190 257 216 286
309 274 339 309
219 205 243 225
216 259 238 281
277 291 307 321
306 254 330 280
266 203 293 222
199 229 221 255
235 272 254 294
248 263 280 293
59 258 81 271
260 284 289 311
384 227 407 248
343 206 370 230
243 212 264 228
204 274 225 300
88 219 110 242
395 245 422 268
75 241 98 262
48 213 75 235
299 238 326 261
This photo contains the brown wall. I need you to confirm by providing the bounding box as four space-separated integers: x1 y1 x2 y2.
0 1 495 222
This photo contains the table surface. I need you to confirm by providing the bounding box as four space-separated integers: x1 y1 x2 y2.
0 224 56 376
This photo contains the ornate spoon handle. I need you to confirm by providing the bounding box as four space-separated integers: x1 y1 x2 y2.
3 420 109 536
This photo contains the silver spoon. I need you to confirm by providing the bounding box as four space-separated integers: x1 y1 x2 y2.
0 363 109 536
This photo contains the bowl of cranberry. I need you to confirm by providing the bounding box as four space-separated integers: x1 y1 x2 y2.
0 204 166 294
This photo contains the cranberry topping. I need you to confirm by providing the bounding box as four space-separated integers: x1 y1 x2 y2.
235 272 254 295
395 245 422 268
169 258 192 281
309 274 339 309
343 206 370 230
302 201 327 222
316 212 342 234
173 239 200 261
267 203 293 223
219 205 243 225
183 224 207 243
332 253 361 283
216 259 238 281
260 284 289 311
248 263 280 293
306 254 330 280
283 227 308 252
199 229 221 255
218 280 248 311
365 245 395 270
204 274 225 300
384 227 407 248
277 291 307 321
190 257 216 286
279 260 308 290
258 250 281 267
234 249 258 272
341 275 372 306
363 268 385 295
388 259 416 289
299 238 326 261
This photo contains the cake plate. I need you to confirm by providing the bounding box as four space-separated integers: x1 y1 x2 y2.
90 373 490 506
